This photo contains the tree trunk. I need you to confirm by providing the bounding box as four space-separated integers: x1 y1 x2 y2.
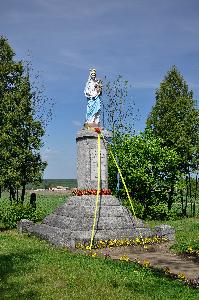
183 176 189 216
193 202 196 217
180 189 183 214
21 184 26 204
10 186 16 203
168 185 174 211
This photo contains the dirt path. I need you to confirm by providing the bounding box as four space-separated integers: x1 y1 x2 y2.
90 243 199 281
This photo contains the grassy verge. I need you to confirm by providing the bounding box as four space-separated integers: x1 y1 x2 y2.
148 217 199 253
0 230 199 300
32 193 68 216
0 193 67 218
0 193 68 230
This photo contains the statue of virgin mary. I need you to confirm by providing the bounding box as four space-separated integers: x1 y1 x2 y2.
84 68 102 125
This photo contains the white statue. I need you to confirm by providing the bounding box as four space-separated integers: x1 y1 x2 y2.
84 68 102 125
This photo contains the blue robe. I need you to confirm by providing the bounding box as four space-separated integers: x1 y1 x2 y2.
86 95 101 123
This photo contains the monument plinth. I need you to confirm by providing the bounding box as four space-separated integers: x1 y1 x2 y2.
76 128 111 190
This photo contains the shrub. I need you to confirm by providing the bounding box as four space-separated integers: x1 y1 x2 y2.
0 204 44 229
122 199 179 221
143 204 171 220
108 130 181 212
122 198 145 219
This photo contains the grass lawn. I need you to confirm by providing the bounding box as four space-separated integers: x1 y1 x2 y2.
148 217 199 253
0 192 67 222
0 230 199 300
32 193 68 216
0 194 199 299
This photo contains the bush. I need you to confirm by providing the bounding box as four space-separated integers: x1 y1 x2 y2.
122 198 145 219
0 204 44 229
108 130 181 212
122 199 179 221
143 204 170 220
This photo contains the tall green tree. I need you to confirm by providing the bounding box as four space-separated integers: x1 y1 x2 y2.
0 36 47 203
146 66 199 175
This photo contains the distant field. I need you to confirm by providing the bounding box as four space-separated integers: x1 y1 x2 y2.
26 179 77 190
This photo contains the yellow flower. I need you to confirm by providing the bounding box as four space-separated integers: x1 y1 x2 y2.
91 252 98 257
164 267 171 274
143 260 150 268
120 255 130 262
178 273 186 281
187 246 193 253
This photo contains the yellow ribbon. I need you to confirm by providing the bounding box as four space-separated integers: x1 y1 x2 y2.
89 129 141 249
108 147 136 217
100 132 136 217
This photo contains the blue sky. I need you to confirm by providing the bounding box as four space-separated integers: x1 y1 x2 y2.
1 0 199 178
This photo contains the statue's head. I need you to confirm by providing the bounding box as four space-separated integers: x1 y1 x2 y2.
90 68 96 79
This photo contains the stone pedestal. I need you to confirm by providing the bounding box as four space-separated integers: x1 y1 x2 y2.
76 128 111 190
21 195 175 248
23 195 154 248
23 127 175 248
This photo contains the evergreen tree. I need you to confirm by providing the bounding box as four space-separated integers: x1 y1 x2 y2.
147 66 199 174
0 36 47 203
146 66 199 209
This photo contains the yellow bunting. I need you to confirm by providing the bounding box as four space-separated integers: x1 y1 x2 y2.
100 132 136 217
88 128 143 249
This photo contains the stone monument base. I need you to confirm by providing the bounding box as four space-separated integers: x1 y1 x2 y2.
19 195 175 248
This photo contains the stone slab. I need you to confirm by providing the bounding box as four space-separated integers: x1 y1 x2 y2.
66 195 122 206
43 215 148 231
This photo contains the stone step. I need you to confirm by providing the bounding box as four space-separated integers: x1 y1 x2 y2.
54 204 133 218
72 228 154 243
24 194 175 249
28 223 153 247
43 215 148 231
28 224 73 247
66 195 121 206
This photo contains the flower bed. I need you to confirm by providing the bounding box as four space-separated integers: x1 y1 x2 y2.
72 189 112 196
75 236 168 250
185 246 199 257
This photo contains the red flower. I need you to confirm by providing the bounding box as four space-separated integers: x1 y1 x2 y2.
73 188 112 196
95 127 101 134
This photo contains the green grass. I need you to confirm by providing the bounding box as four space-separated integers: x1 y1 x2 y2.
32 193 68 216
0 194 199 299
148 217 199 253
0 230 198 300
0 193 67 218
